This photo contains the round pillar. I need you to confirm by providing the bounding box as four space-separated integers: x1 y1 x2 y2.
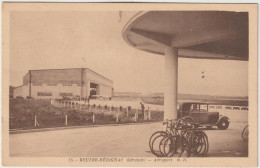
164 47 178 120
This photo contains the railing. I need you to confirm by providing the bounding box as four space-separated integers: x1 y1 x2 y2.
50 99 156 125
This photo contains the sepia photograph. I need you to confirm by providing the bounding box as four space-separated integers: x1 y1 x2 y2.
2 2 258 167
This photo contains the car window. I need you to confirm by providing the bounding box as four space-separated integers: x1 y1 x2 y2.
182 103 191 111
200 104 208 112
190 104 199 112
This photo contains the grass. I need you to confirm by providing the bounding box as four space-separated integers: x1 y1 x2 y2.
9 98 163 130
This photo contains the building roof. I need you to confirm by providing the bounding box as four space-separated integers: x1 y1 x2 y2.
28 68 113 82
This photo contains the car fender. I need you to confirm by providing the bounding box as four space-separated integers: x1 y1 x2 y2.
181 116 194 122
216 116 229 125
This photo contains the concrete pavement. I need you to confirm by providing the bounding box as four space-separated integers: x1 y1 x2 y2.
10 121 248 157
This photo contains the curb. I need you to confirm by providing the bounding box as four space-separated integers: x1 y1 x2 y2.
9 121 162 134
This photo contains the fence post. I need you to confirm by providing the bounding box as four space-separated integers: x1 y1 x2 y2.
65 114 68 126
34 115 37 127
34 115 39 127
144 110 146 120
135 112 137 122
148 108 151 120
93 113 95 123
116 113 119 123
126 107 129 117
74 102 77 110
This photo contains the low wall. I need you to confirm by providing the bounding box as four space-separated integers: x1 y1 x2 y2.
217 110 248 122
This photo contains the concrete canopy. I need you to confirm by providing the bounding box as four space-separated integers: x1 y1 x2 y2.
122 11 248 121
122 11 248 61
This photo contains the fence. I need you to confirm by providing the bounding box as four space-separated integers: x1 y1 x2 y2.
45 99 161 127
11 99 247 129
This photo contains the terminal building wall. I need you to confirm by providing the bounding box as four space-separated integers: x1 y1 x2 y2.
85 69 113 98
13 68 113 99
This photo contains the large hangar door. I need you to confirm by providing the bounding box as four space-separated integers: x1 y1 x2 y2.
90 82 100 96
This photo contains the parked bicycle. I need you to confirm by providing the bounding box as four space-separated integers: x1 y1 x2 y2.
242 125 249 143
149 119 209 157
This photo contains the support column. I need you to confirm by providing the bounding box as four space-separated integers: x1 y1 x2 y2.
164 47 178 120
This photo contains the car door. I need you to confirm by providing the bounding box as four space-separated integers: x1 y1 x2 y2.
190 103 208 124
199 104 209 124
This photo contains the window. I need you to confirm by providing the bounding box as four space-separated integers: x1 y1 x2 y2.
59 92 73 97
190 104 199 112
200 104 208 112
37 92 52 96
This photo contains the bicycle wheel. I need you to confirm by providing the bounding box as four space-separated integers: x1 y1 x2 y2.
189 131 209 157
180 132 192 157
163 135 180 157
242 125 249 143
151 133 168 157
159 136 170 157
200 131 209 156
149 131 166 151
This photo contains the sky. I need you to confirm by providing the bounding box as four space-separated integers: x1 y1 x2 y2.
9 11 248 97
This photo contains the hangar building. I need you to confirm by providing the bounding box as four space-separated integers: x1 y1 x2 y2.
13 68 113 99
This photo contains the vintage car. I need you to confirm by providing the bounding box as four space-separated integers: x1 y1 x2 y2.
177 101 230 130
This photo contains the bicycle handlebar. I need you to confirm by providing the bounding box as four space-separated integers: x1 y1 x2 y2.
163 118 197 129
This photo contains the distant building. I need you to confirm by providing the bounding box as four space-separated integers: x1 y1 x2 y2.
13 68 113 99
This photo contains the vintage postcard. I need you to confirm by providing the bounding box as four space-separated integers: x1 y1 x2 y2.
2 2 258 167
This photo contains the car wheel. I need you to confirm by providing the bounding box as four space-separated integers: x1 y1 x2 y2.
217 120 229 130
184 118 193 125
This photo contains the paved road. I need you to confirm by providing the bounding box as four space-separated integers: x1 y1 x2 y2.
10 121 248 157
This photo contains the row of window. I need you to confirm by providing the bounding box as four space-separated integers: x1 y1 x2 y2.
32 80 82 86
37 92 52 96
37 92 73 96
